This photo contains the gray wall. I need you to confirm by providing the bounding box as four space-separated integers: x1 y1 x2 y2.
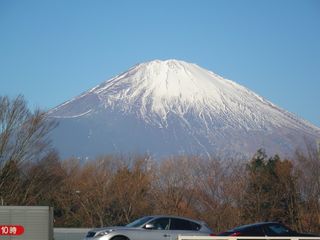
0 206 53 240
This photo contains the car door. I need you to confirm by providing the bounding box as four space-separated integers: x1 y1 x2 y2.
167 217 204 240
131 217 171 240
242 226 265 236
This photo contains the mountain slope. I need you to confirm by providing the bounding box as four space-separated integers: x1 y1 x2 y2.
49 60 320 159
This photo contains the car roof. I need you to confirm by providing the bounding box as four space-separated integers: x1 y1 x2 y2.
146 215 204 224
231 222 281 231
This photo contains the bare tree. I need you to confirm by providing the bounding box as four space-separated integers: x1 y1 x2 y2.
20 151 64 205
150 156 200 217
109 155 153 225
0 95 56 205
0 95 56 165
194 157 245 232
295 143 320 233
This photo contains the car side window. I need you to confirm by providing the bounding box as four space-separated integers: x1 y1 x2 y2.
147 218 170 230
264 224 290 236
170 218 201 231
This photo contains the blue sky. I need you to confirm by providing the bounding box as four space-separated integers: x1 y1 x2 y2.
1 0 319 127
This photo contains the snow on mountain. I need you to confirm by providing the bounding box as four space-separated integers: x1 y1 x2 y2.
49 59 320 159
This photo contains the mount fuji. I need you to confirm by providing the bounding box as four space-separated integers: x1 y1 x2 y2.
48 60 320 159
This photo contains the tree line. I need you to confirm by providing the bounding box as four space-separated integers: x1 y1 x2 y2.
0 95 319 234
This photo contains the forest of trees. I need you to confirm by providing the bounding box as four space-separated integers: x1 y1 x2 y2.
0 95 320 234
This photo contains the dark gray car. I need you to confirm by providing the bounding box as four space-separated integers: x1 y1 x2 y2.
84 215 213 240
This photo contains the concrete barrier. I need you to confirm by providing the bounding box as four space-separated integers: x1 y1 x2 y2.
54 228 90 240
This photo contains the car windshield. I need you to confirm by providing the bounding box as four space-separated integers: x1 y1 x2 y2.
126 216 154 228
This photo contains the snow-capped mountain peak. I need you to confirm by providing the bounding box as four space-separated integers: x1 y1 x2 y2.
92 59 239 107
49 59 320 159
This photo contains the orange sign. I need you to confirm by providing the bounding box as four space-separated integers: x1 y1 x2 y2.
0 225 24 236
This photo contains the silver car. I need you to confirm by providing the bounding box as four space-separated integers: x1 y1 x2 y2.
84 215 213 240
